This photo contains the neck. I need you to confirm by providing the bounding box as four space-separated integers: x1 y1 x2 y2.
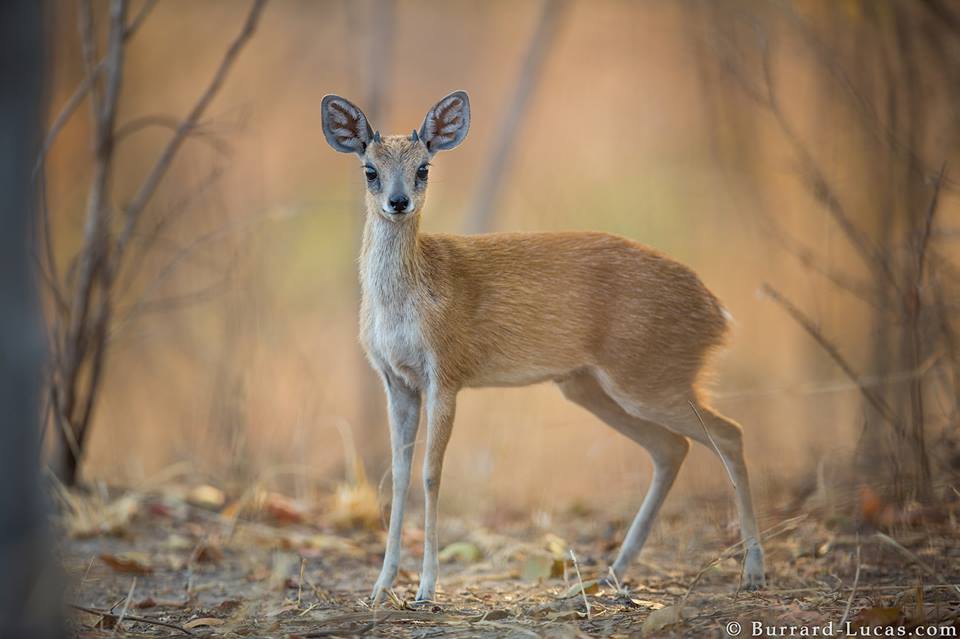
360 210 421 300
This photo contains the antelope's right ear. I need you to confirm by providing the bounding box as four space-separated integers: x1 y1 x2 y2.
321 94 375 154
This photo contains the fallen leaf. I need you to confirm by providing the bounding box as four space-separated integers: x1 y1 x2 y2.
438 541 482 563
163 534 193 551
543 533 568 559
546 610 585 621
520 553 564 581
186 485 226 511
215 599 243 614
263 492 305 525
99 552 153 575
630 599 665 610
642 605 697 636
184 617 225 629
195 542 224 564
859 485 896 528
852 607 903 628
482 609 511 621
560 579 599 598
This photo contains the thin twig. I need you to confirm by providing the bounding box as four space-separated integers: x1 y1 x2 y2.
761 283 903 436
760 41 897 289
568 549 591 619
838 536 861 630
112 578 137 636
760 217 878 308
916 163 947 283
115 165 226 298
114 114 231 154
125 0 158 35
70 603 194 635
874 532 960 594
714 352 944 401
680 515 806 610
688 401 736 489
297 557 305 608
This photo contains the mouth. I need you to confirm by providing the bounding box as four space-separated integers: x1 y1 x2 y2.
381 206 416 217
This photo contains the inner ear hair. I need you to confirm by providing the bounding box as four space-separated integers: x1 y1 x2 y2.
419 90 470 153
322 94 374 154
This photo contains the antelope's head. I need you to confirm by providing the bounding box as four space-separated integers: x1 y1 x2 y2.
321 91 470 221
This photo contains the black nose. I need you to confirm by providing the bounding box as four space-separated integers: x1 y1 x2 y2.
388 194 410 213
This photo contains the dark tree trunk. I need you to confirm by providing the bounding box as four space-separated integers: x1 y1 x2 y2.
0 0 65 636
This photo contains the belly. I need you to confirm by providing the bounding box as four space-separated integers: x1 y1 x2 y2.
463 363 576 388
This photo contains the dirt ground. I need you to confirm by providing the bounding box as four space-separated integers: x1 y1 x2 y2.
59 482 960 638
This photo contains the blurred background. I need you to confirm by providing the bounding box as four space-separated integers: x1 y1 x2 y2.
40 0 960 531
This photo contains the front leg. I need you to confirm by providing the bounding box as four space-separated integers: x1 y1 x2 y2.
416 386 457 602
371 372 421 603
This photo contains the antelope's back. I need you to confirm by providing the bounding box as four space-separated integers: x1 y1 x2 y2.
418 231 730 387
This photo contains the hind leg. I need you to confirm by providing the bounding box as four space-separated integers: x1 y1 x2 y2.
557 371 690 581
627 397 765 589
687 405 765 589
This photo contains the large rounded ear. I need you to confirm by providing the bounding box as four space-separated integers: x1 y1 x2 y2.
418 90 470 154
321 94 375 154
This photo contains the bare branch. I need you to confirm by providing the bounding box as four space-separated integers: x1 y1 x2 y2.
110 208 267 340
761 283 904 437
767 0 959 191
759 41 898 290
125 0 158 36
916 163 946 285
116 165 226 297
57 0 128 479
114 0 268 266
760 217 878 308
465 0 569 233
36 0 156 175
117 271 234 319
77 0 103 136
114 114 232 154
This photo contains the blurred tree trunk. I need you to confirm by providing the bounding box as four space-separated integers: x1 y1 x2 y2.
0 1 64 636
465 0 568 234
347 0 394 481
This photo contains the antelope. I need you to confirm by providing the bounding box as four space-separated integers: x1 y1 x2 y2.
320 90 765 603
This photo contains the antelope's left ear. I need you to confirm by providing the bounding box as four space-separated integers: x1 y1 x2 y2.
418 90 470 154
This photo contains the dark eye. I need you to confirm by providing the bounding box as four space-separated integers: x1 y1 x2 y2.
364 166 378 182
416 165 429 180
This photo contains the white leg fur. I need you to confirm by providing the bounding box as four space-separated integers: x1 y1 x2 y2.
370 374 421 603
416 387 456 602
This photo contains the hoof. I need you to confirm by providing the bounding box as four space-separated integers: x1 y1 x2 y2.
409 597 435 608
742 544 766 590
742 571 766 591
414 581 436 603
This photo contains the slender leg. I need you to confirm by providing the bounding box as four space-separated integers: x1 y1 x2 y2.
656 402 765 589
557 372 690 581
415 386 457 602
370 372 421 602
